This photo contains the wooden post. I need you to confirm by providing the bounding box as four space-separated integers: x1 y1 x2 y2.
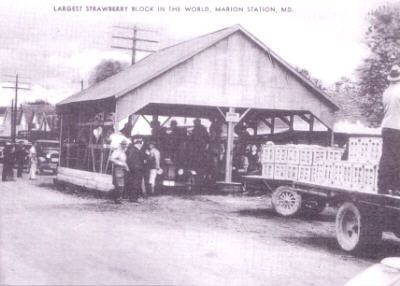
329 129 335 146
308 115 314 144
224 107 235 183
59 115 63 167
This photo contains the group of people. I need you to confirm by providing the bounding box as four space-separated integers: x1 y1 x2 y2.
2 141 39 182
109 135 161 204
233 144 261 175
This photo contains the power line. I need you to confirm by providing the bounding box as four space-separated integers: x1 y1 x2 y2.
2 74 31 142
111 25 158 65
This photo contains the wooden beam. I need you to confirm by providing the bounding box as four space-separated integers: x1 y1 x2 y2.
261 118 275 134
161 116 172 127
299 114 313 125
309 115 314 132
289 114 294 131
271 117 275 134
225 107 235 183
216 107 225 120
278 116 291 127
141 115 151 125
238 108 251 123
262 118 273 129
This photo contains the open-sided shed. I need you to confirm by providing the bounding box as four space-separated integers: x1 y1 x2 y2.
56 24 339 191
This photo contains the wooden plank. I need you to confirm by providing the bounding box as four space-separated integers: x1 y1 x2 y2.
57 166 114 193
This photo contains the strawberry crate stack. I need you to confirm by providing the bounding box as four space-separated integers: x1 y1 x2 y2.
344 136 382 193
260 143 344 183
260 137 382 193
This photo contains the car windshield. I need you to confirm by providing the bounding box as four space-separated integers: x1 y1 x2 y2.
37 141 59 148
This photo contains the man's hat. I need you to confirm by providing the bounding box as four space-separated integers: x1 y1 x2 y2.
131 135 143 144
388 65 400 82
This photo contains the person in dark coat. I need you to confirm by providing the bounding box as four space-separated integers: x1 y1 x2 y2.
2 143 15 181
126 136 146 202
15 141 26 178
378 65 400 195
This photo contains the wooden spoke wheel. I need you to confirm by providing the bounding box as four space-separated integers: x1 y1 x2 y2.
272 186 302 217
336 202 382 253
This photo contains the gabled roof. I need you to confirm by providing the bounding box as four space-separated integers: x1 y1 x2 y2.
58 25 339 110
21 103 56 124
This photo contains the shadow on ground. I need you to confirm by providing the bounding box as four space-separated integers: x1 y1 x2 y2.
281 234 400 262
237 207 334 222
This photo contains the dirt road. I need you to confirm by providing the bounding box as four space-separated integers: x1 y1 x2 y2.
1 175 399 285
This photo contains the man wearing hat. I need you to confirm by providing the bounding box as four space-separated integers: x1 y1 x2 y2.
126 135 146 202
378 65 400 195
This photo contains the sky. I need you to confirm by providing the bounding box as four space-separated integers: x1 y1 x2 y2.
0 0 395 106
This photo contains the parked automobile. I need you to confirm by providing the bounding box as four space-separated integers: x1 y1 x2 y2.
36 140 60 174
345 257 400 286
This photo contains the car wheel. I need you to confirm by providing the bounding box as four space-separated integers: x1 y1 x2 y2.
271 186 302 217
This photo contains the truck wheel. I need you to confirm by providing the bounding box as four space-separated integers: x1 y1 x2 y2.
336 202 382 253
272 186 302 217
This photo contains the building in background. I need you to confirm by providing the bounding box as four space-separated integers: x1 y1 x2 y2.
0 102 58 141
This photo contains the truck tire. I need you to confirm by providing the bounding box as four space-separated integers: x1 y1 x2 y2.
272 186 302 217
336 202 382 253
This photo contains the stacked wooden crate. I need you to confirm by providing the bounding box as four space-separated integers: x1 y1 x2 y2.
344 137 382 193
260 136 382 193
260 143 344 183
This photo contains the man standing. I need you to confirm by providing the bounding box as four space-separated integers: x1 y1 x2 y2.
378 65 400 195
126 136 145 202
109 140 129 204
190 118 210 177
29 142 38 180
2 142 14 181
146 141 161 195
15 141 26 178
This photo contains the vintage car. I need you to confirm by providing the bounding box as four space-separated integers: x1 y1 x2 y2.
36 140 60 174
345 257 400 286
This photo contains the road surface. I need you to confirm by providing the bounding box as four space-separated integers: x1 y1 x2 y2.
1 174 400 285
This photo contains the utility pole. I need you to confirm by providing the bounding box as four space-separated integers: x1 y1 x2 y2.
111 25 158 65
73 79 84 91
2 74 30 142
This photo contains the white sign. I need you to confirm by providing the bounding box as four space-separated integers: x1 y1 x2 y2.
226 112 240 122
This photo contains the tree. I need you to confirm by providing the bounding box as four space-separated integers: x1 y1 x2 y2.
357 4 400 127
332 77 365 123
295 67 327 91
89 60 128 85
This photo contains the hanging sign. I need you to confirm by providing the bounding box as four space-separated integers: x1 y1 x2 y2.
225 112 240 123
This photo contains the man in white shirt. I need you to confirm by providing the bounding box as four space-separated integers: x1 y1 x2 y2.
146 141 161 195
378 65 400 194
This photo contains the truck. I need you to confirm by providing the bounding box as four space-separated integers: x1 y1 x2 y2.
242 175 400 253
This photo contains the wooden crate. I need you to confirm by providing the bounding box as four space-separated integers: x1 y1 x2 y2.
299 147 313 165
361 163 378 193
326 148 344 162
298 165 312 183
287 146 300 164
274 163 288 180
274 146 288 163
262 163 274 179
261 145 275 163
287 164 299 181
312 148 327 165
